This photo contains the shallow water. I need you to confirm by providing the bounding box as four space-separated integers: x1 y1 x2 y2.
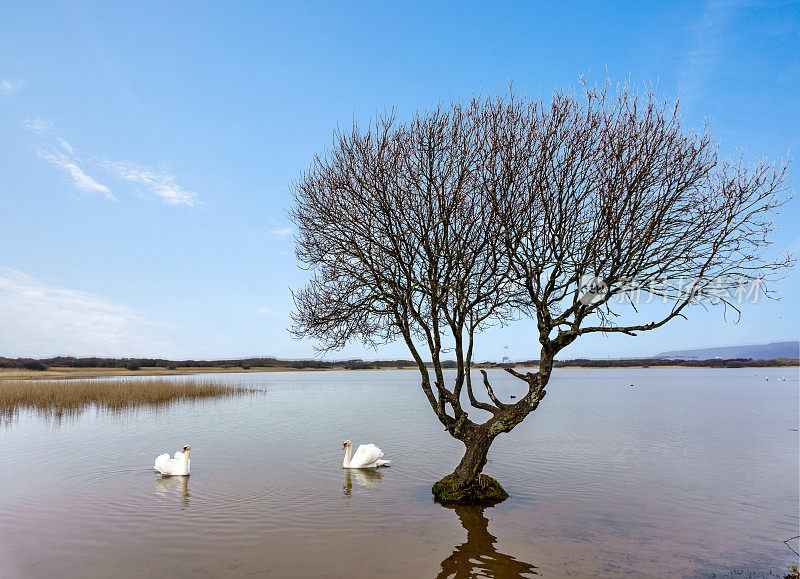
0 368 797 577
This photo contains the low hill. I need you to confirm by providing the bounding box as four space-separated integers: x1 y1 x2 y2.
657 341 799 360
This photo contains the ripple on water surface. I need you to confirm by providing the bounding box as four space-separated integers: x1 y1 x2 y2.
0 369 797 577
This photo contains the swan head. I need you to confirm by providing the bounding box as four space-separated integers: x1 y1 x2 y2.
342 440 351 451
181 445 191 454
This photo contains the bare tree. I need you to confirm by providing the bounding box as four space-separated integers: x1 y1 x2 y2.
290 80 793 504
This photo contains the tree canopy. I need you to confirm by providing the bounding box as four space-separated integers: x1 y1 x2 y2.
290 80 793 501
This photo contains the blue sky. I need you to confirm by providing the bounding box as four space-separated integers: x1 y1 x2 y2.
1 1 798 361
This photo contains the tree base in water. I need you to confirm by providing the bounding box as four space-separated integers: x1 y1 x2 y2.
432 474 510 506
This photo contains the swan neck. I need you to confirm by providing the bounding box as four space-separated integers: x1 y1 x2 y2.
344 444 352 468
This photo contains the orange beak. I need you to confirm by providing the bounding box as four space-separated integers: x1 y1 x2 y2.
341 443 346 451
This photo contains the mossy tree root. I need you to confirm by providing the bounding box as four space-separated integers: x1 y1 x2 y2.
432 473 510 506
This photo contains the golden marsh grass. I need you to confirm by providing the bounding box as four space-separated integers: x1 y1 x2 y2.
0 378 248 422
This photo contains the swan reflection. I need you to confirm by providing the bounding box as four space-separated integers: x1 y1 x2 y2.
342 468 383 496
438 505 537 578
154 475 190 506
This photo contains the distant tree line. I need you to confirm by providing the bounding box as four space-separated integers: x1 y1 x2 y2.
0 356 419 371
0 355 795 372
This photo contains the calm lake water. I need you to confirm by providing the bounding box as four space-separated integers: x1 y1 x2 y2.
0 368 797 577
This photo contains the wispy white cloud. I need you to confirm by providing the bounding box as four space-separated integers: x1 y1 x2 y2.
56 137 74 154
0 78 24 96
266 226 294 239
107 161 199 207
680 0 746 103
24 117 198 207
0 267 178 357
30 129 115 200
255 306 282 316
24 117 55 135
36 149 115 198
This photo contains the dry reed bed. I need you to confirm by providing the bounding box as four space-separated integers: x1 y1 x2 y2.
0 378 248 422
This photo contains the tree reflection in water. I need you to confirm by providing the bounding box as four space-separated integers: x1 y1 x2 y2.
154 475 190 507
438 505 537 578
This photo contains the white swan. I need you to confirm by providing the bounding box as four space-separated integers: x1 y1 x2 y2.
154 445 191 476
342 440 391 468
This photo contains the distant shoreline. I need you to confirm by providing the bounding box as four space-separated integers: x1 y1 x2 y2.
0 366 318 380
1 360 796 380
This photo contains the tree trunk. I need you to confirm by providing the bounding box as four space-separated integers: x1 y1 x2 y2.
451 430 493 487
432 426 509 505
